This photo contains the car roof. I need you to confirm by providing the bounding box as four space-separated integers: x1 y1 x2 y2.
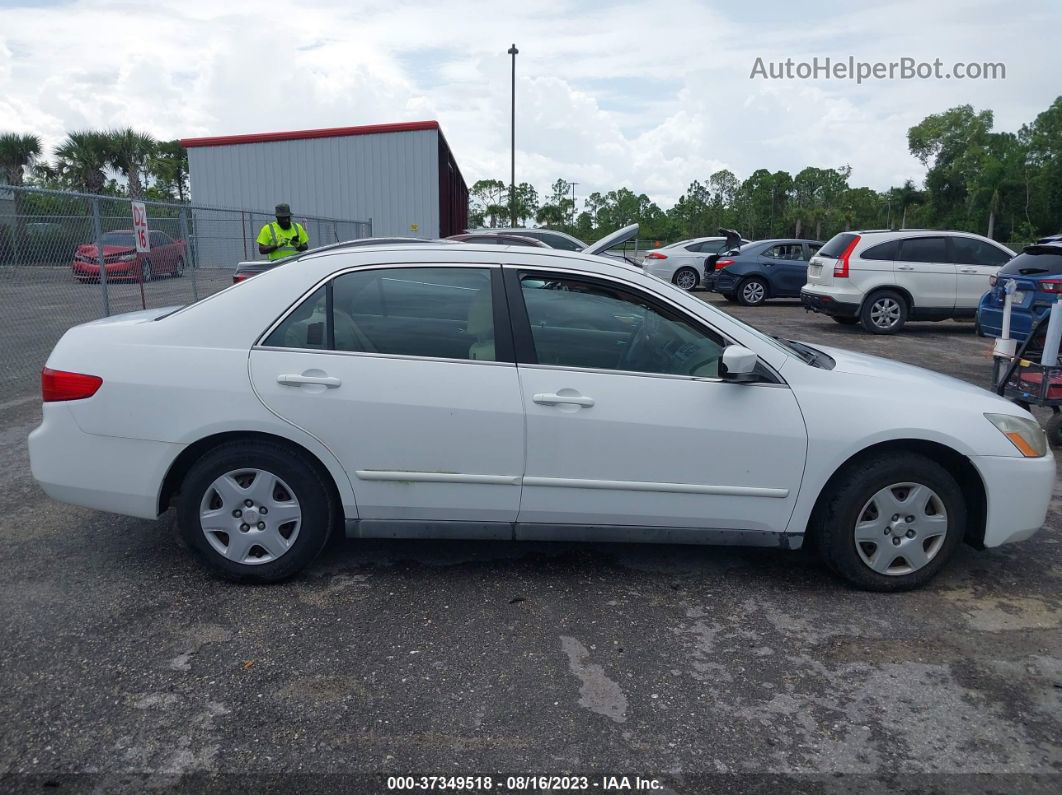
747 238 822 246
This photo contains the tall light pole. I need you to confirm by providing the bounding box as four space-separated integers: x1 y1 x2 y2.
569 181 578 227
508 43 518 227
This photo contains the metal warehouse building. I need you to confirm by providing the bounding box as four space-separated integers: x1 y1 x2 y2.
181 120 468 254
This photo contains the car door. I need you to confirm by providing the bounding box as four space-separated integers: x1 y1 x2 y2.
951 236 1013 309
506 266 807 535
895 236 955 312
762 243 808 297
248 264 525 527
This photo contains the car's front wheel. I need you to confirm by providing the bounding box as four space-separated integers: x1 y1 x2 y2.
811 452 965 591
140 259 153 283
672 267 699 292
176 440 336 582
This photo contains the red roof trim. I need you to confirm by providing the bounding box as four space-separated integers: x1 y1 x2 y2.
180 120 440 148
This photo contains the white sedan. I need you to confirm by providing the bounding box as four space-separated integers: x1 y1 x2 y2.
29 238 1054 591
643 236 749 291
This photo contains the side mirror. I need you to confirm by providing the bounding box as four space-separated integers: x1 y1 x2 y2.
720 345 759 382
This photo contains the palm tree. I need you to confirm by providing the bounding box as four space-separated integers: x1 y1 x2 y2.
104 128 155 199
0 132 41 186
55 131 110 193
890 179 924 229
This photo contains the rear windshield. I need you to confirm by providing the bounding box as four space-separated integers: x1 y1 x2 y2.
999 249 1062 277
817 233 858 258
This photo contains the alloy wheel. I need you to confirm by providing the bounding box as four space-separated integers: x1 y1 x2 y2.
198 468 302 565
742 280 766 304
675 269 697 291
853 482 948 575
870 297 902 330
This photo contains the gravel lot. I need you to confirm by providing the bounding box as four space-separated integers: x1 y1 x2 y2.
1 293 1059 793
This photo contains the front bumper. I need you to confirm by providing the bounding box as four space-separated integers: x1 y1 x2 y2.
972 452 1056 547
29 402 180 520
71 260 138 279
800 289 860 318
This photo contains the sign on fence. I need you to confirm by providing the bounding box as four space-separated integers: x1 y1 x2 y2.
131 201 150 252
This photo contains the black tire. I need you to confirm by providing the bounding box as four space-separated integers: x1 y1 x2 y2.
174 256 186 278
736 277 768 307
672 267 699 292
141 259 153 283
859 290 908 334
176 440 336 582
721 295 737 304
831 316 859 325
1046 413 1062 448
809 452 966 591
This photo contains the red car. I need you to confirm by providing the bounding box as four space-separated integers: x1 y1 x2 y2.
72 230 187 283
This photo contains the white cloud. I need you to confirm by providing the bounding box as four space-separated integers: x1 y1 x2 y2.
0 0 1058 212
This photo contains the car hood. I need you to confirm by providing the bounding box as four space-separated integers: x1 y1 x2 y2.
809 343 996 397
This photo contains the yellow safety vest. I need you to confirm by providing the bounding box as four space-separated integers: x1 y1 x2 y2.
258 222 307 261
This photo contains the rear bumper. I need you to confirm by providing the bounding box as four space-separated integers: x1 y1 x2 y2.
800 289 860 318
972 452 1056 547
29 403 180 520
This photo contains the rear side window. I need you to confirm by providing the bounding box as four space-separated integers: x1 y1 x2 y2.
951 237 1011 266
999 251 1062 277
898 237 947 262
861 240 898 261
265 267 498 362
817 233 857 258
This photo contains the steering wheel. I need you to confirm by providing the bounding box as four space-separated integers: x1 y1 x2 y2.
619 321 653 371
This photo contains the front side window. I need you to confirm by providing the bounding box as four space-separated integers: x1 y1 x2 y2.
519 274 725 378
951 237 1011 266
264 267 497 361
898 237 947 263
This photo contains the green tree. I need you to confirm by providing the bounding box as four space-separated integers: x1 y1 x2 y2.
147 139 189 202
0 132 41 187
469 179 507 228
54 130 111 193
104 128 156 199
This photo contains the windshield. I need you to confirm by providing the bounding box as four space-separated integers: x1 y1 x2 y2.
100 232 135 247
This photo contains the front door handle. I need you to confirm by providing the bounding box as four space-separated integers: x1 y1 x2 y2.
959 267 979 274
533 392 595 408
897 264 914 271
277 373 342 388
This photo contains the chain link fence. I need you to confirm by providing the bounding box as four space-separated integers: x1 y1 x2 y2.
0 185 371 402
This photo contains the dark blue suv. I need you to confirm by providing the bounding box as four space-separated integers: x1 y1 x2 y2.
977 236 1062 341
705 239 823 306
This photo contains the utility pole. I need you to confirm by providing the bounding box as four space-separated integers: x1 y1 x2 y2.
569 181 578 227
508 43 518 227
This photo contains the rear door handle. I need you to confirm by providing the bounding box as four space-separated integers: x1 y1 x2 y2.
959 267 979 274
897 265 914 271
533 392 595 407
277 374 342 388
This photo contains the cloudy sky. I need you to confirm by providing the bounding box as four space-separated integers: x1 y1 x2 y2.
1 0 1059 208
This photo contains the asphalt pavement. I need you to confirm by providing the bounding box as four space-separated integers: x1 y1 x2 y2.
1 294 1059 793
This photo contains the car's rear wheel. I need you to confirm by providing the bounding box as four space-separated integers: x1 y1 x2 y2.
174 256 186 278
831 316 859 325
810 452 965 591
736 277 768 306
672 267 699 292
860 290 907 334
140 259 153 283
176 440 336 582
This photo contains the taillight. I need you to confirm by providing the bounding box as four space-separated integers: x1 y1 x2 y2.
644 252 667 260
833 235 861 278
1041 280 1062 293
233 272 250 283
41 368 103 402
715 259 735 270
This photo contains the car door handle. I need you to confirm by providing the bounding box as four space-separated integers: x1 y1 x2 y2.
277 374 342 388
897 264 914 271
959 267 979 274
533 392 595 407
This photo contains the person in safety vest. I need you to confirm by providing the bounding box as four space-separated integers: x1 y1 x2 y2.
257 203 309 261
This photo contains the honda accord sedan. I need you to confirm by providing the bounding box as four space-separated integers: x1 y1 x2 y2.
30 238 1054 591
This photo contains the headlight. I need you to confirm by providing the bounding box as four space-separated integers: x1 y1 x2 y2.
984 413 1048 457
118 254 137 261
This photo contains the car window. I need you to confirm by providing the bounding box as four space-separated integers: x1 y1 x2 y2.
898 237 947 262
100 232 136 247
537 232 583 251
807 243 821 258
765 244 804 260
860 240 898 261
817 233 857 259
265 267 497 361
998 250 1062 277
519 273 725 378
951 237 1011 267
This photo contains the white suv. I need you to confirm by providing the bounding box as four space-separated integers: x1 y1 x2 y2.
801 230 1014 334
